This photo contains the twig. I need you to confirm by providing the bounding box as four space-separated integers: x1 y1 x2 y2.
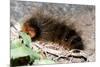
32 42 87 61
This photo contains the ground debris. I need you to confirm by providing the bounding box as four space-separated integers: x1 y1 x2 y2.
31 41 92 63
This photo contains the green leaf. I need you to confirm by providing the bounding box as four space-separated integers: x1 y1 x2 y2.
11 32 42 63
19 32 32 48
34 59 55 64
31 51 41 59
11 39 22 49
11 45 34 59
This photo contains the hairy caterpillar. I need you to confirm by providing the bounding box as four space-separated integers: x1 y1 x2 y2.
22 12 84 50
